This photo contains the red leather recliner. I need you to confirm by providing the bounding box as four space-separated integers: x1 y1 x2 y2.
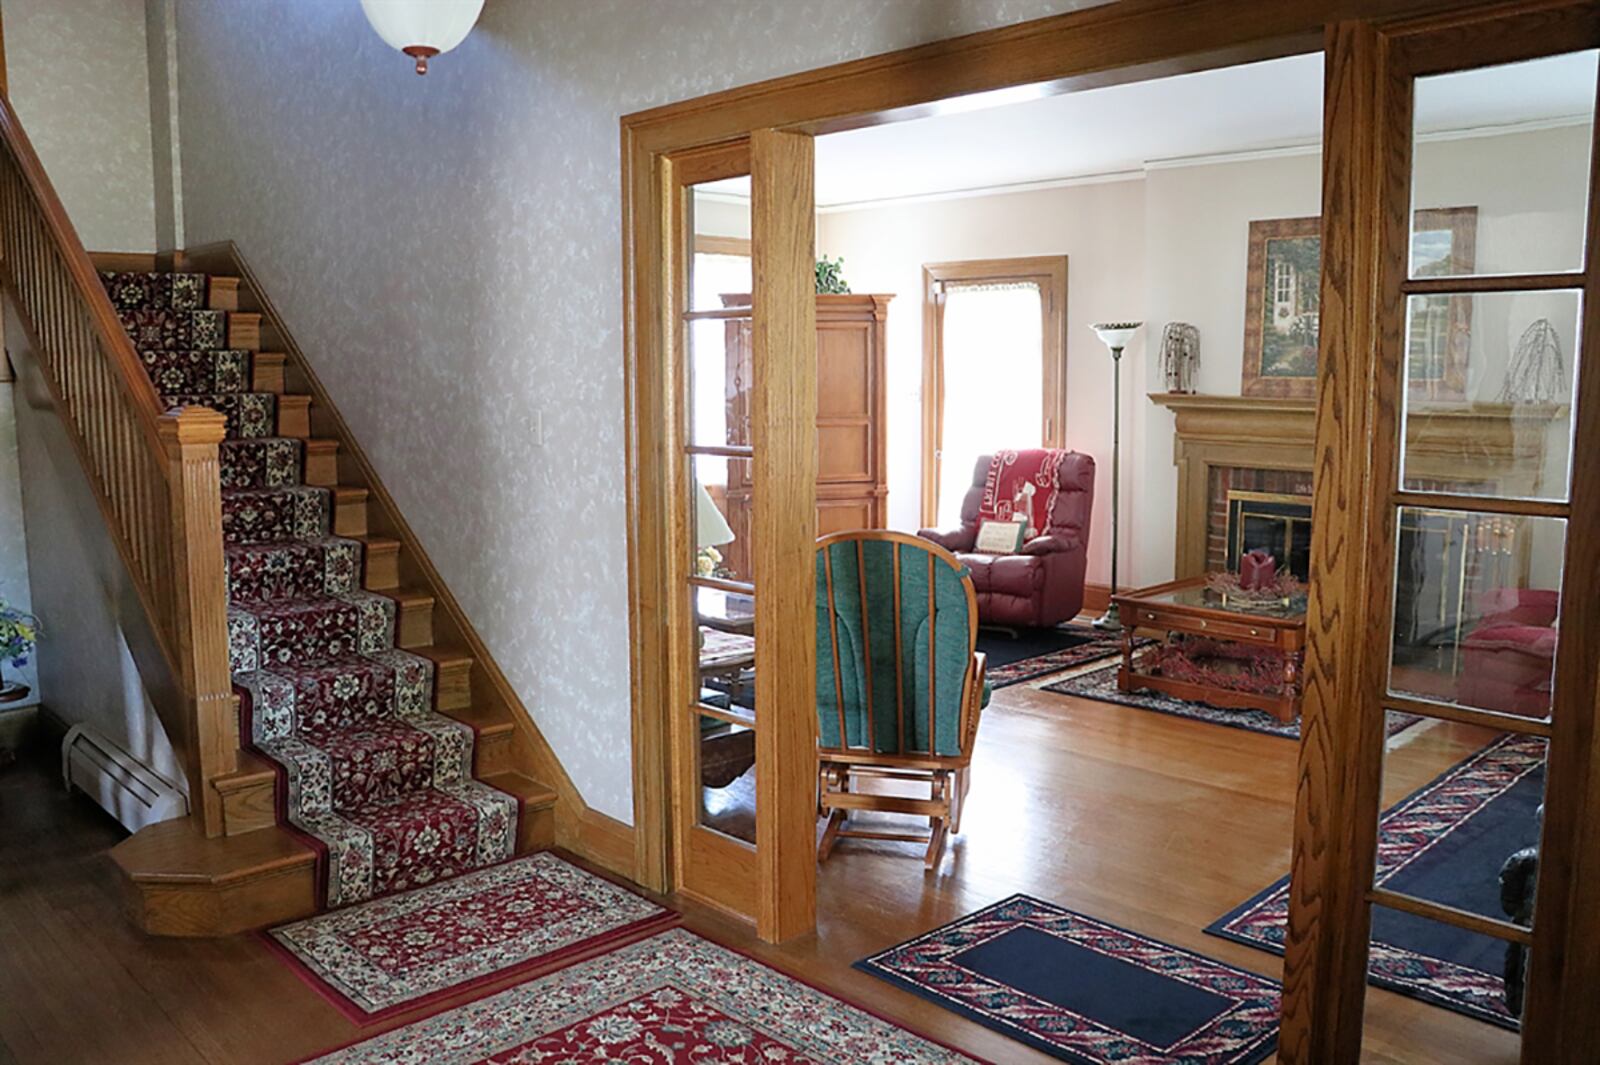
918 451 1094 629
1458 588 1559 718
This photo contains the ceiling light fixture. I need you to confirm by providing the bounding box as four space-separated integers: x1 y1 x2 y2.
360 0 486 75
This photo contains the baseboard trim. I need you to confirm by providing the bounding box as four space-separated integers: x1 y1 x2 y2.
1083 582 1111 614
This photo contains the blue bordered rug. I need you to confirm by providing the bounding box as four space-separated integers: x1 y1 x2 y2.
856 895 1279 1065
1206 732 1546 1030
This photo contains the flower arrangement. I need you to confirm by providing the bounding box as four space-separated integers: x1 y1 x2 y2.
0 603 39 702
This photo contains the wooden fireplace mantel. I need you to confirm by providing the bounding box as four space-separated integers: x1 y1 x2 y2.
1149 392 1567 578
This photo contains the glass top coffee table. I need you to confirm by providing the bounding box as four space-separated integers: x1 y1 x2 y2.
1111 576 1308 722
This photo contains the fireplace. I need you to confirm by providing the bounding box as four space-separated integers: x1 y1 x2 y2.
1225 490 1313 578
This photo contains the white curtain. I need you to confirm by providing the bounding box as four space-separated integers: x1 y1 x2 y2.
936 282 1044 527
689 252 751 484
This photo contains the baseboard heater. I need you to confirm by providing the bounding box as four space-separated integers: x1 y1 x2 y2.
61 724 188 832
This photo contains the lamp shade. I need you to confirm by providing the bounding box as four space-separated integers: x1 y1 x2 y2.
360 0 485 74
695 482 736 549
1091 321 1143 351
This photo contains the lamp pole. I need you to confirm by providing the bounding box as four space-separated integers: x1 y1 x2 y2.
1090 322 1142 632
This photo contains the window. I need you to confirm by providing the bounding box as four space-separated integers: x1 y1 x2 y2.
922 257 1067 527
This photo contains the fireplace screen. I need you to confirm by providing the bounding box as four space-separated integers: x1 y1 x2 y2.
1226 490 1313 578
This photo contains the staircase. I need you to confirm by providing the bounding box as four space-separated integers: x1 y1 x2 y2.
99 268 550 910
0 89 580 937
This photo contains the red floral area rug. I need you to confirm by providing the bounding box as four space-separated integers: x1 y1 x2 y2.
301 928 981 1064
265 852 678 1023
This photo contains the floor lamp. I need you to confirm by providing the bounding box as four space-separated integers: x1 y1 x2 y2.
1090 321 1143 631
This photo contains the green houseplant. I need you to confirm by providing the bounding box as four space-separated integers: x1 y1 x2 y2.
0 603 39 703
815 256 851 295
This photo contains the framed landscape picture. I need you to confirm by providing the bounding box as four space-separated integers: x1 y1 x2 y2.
1242 216 1322 398
1241 208 1479 400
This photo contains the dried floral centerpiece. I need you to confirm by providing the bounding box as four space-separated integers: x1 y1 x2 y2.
1205 569 1308 613
0 603 39 703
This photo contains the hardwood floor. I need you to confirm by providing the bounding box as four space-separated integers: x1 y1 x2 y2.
0 674 1520 1063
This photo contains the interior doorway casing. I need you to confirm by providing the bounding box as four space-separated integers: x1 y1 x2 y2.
621 6 1600 1058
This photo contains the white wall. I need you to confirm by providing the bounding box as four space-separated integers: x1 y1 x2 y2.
3 0 159 251
817 178 1147 586
171 0 1095 824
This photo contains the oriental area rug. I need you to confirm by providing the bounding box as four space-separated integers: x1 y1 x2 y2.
856 895 1280 1065
1207 733 1547 1030
977 624 1134 689
302 928 980 1064
265 852 678 1022
1043 663 1421 741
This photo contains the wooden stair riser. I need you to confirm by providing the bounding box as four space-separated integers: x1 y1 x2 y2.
332 485 367 536
394 591 435 649
214 772 278 837
275 394 312 438
252 353 287 394
227 312 262 352
360 537 401 590
207 276 242 312
434 654 473 711
128 864 317 938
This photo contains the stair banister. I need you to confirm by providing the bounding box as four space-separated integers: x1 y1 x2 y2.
0 91 236 835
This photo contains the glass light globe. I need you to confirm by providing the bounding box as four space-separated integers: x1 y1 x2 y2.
360 0 486 74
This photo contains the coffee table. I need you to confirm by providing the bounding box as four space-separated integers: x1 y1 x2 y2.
1112 576 1307 722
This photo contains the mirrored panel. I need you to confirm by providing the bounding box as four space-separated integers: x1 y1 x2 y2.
1376 712 1546 928
1411 50 1597 278
691 454 751 584
687 305 752 450
1387 507 1564 718
689 184 751 312
1400 290 1580 502
1359 917 1528 1051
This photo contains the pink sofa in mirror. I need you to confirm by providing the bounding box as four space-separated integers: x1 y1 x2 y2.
918 449 1094 629
1458 588 1559 718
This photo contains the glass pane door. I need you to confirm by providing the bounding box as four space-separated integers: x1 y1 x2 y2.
1356 31 1599 1059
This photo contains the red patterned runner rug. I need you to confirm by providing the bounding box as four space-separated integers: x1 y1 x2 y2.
301 927 982 1064
265 852 678 1023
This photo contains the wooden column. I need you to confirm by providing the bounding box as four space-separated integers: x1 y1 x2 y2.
1278 20 1393 1063
750 127 817 943
158 406 236 838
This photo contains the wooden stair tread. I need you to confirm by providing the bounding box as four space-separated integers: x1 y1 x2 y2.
331 485 368 503
111 818 313 886
440 701 514 737
212 750 276 793
481 771 558 809
389 587 434 607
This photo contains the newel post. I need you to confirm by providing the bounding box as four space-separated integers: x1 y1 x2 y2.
158 405 236 838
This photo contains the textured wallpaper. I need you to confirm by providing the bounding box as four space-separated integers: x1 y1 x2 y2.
174 0 1095 823
5 0 158 251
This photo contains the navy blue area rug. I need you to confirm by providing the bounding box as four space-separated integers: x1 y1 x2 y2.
856 895 1279 1064
1207 732 1546 1030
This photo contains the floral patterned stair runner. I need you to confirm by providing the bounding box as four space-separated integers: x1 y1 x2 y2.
103 270 518 908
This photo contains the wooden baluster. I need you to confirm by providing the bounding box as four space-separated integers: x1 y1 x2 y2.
157 406 235 837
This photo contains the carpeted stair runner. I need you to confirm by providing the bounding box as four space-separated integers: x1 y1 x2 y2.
104 270 518 909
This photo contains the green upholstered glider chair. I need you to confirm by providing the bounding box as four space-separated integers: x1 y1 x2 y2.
815 530 990 869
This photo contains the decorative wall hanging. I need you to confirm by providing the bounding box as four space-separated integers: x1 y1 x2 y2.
360 0 486 75
1407 206 1478 400
1241 207 1477 399
1241 217 1322 398
1159 321 1200 393
1500 318 1567 403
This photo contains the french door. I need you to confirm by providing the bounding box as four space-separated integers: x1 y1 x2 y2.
1285 6 1600 1061
663 133 817 941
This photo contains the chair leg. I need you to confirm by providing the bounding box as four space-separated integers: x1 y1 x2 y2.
818 807 848 861
924 817 949 869
950 766 971 835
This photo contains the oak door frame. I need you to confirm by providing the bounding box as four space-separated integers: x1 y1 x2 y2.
920 256 1068 527
619 0 1566 989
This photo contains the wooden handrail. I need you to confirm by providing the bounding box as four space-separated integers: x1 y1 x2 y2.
0 91 236 834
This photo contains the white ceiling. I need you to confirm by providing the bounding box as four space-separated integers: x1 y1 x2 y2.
703 49 1596 209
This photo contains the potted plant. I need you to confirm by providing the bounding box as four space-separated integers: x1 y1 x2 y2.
0 603 39 703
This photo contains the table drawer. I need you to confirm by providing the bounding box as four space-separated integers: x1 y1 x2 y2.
1133 609 1279 644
